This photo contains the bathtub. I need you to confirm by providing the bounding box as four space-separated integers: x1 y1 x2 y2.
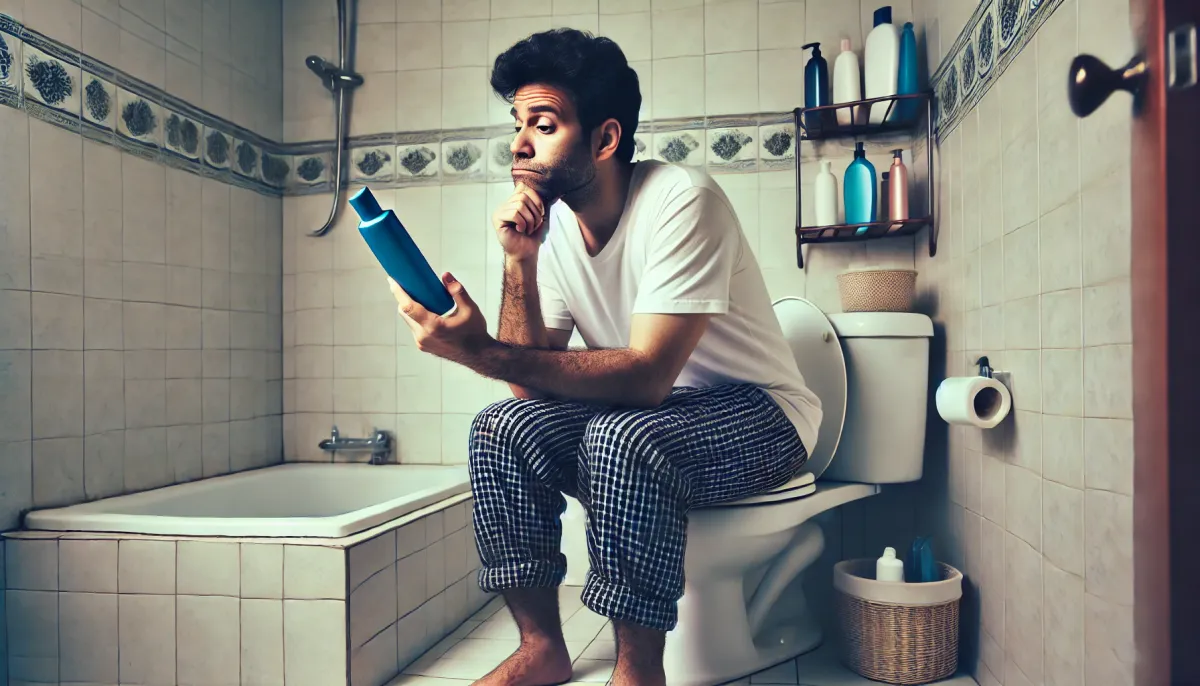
23 462 471 538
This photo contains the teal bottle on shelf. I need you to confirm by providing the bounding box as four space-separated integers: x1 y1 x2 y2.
844 142 877 232
891 22 920 122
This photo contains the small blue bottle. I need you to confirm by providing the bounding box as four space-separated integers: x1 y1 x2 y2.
802 42 830 131
349 186 455 316
892 22 920 122
844 142 878 230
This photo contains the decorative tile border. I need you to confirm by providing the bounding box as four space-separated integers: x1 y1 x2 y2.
931 0 1064 139
1 12 846 199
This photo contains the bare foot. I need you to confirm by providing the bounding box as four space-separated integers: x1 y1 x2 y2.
473 638 573 686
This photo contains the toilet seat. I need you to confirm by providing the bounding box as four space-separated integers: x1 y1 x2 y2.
704 298 847 510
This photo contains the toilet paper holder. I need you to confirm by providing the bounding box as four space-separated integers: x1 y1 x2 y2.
976 356 1011 388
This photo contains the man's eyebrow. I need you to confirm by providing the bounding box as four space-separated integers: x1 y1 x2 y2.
510 105 561 118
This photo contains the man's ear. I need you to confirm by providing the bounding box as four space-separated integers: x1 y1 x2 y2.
594 119 622 161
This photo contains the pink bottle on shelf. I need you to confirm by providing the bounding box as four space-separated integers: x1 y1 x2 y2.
888 149 908 221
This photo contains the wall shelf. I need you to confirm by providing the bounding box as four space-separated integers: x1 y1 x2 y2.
792 92 937 269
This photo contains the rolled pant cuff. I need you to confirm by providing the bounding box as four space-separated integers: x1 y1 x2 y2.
477 560 565 593
581 575 678 632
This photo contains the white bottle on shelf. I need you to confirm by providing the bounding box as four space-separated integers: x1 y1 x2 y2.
832 38 862 126
814 160 839 226
864 5 899 124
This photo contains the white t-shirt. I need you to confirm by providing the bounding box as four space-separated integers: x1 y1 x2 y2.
537 160 823 453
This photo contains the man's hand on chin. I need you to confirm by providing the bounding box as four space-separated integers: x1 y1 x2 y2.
389 274 495 366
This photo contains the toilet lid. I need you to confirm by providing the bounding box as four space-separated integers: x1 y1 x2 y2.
771 297 847 480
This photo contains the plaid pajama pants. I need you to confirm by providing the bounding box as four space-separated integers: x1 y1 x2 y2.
468 383 808 631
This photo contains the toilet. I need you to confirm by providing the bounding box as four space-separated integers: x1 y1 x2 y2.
661 297 935 685
557 297 933 684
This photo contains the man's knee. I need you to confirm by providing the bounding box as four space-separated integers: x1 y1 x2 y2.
580 411 666 474
469 397 554 466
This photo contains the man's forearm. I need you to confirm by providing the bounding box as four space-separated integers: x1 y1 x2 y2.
497 257 548 349
460 342 666 408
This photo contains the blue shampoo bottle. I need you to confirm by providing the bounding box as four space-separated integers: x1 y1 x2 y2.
802 42 830 131
349 186 455 316
844 142 878 231
892 22 920 122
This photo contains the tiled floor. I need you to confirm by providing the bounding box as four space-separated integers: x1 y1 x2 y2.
387 586 979 686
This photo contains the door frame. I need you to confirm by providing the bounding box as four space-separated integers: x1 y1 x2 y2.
1130 0 1200 683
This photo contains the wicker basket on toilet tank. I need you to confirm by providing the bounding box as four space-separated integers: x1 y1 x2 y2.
836 267 917 312
833 558 963 685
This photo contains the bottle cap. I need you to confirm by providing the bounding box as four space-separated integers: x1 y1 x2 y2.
873 5 892 26
893 148 904 158
840 38 851 52
854 141 866 157
349 186 383 221
883 546 897 559
801 42 821 57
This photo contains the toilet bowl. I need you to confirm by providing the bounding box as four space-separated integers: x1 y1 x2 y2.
660 297 935 685
556 297 933 684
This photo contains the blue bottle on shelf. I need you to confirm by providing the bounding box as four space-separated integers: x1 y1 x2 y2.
844 142 878 232
891 22 920 122
349 186 455 316
802 42 830 131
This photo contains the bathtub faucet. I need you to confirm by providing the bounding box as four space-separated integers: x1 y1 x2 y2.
318 426 393 465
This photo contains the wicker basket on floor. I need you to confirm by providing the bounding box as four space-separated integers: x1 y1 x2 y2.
833 559 962 685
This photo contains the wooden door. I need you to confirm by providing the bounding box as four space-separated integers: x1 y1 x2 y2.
1070 0 1200 683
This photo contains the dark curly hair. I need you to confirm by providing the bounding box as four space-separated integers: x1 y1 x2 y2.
491 29 641 163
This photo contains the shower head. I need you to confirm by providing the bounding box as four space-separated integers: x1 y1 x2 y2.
305 55 364 92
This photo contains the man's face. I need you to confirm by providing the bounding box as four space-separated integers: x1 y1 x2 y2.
509 84 597 203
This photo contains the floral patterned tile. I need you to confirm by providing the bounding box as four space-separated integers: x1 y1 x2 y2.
706 127 757 170
292 152 330 186
203 125 233 169
486 134 514 182
395 143 439 180
260 152 291 188
441 139 485 179
350 146 395 183
81 72 116 130
630 133 651 163
23 41 79 116
163 110 201 159
117 87 160 147
651 130 704 167
758 123 795 169
0 26 21 98
232 138 260 179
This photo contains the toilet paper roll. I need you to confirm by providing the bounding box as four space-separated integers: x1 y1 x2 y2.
935 376 1012 429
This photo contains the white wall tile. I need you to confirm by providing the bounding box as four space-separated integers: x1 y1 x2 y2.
119 593 176 684
178 540 241 596
84 430 125 500
125 426 170 491
758 1 805 49
119 539 176 594
6 589 59 682
1005 533 1043 684
284 599 348 686
350 531 398 591
705 51 758 115
1083 591 1134 686
1042 481 1084 577
284 544 347 599
397 548 429 617
1042 349 1083 417
1083 345 1132 419
178 594 241 686
6 539 58 591
32 350 85 439
241 598 285 685
33 436 85 507
59 591 119 683
1084 489 1133 605
242 543 285 599
351 621 399 686
705 0 757 53
60 539 118 593
1042 414 1083 489
653 6 703 57
350 562 399 649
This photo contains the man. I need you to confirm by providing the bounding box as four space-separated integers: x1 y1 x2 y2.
388 29 821 686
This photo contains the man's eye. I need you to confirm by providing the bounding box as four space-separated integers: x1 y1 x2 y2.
537 125 552 133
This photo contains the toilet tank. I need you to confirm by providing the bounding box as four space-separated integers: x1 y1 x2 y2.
820 312 934 484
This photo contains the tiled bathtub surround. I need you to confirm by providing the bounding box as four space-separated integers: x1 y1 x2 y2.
914 0 1136 684
3 497 488 686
